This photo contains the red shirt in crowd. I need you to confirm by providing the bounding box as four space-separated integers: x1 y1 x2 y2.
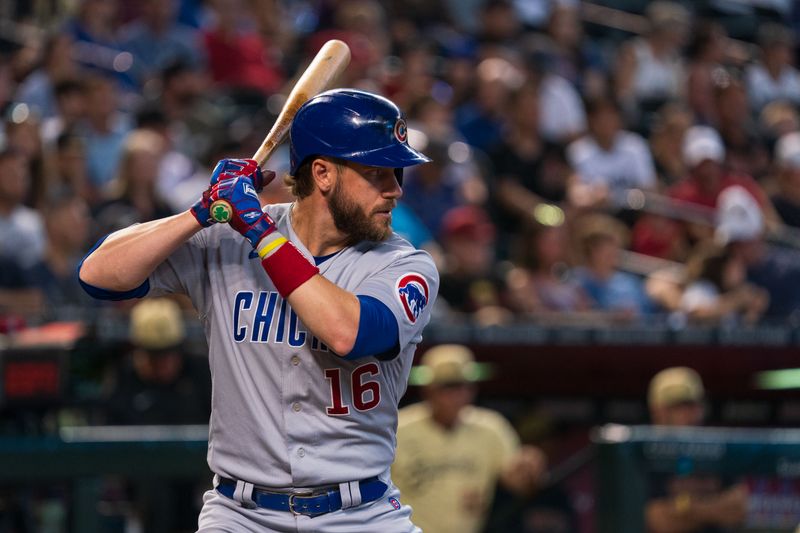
203 30 284 94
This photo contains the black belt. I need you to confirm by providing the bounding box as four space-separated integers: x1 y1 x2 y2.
215 476 388 517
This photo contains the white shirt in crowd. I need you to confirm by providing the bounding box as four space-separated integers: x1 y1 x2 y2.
567 130 657 195
745 63 800 112
539 73 588 142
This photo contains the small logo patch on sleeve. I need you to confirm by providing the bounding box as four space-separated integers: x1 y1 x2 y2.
388 497 401 510
396 273 429 323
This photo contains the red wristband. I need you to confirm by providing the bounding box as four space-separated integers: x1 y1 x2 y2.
260 241 319 298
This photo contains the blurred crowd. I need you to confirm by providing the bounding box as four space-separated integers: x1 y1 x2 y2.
2 0 800 331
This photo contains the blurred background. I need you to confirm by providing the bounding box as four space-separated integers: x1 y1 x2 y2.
1 0 800 531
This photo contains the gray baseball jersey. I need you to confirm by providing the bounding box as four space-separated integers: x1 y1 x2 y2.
148 202 438 489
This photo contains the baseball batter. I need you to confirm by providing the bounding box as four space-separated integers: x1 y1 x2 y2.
79 90 438 532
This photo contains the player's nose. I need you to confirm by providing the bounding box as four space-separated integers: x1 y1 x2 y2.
381 170 402 199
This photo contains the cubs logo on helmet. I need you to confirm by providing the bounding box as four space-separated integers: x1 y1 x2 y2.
396 273 429 323
393 119 407 143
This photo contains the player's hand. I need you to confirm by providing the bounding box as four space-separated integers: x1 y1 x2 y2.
210 158 276 192
500 445 548 496
190 185 218 227
190 159 277 227
209 175 276 248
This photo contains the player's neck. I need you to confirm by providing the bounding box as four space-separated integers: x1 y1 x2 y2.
290 198 350 257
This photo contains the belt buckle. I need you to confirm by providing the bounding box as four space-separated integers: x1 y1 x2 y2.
288 491 313 516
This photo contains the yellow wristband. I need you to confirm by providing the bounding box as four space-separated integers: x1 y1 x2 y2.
257 236 288 259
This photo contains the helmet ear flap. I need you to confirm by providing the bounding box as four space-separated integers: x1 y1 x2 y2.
394 167 403 186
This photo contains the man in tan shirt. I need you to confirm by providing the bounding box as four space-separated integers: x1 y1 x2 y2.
645 367 748 533
393 344 546 533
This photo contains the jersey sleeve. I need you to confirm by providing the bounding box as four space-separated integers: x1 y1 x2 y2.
148 230 209 314
355 248 439 350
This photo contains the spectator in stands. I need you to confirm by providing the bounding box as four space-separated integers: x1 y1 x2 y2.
401 136 484 237
685 20 729 127
669 125 778 243
505 219 591 316
4 114 47 208
489 82 571 256
572 215 652 319
407 96 460 144
567 96 657 210
31 189 93 311
531 53 588 145
679 242 769 325
92 129 173 238
614 1 689 124
120 0 204 88
716 186 800 320
388 41 437 110
393 344 547 533
745 23 800 113
649 102 693 186
202 0 284 95
437 206 512 324
78 74 132 192
13 32 79 119
645 367 749 533
771 131 800 228
632 104 693 261
40 80 88 146
539 3 607 99
477 0 522 48
50 131 91 205
0 148 44 317
455 55 520 152
0 148 45 269
134 105 205 213
714 75 771 179
65 0 134 87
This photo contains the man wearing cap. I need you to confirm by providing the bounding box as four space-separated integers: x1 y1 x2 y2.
715 184 800 319
437 206 513 324
106 297 210 426
392 344 546 533
645 367 748 533
104 298 211 532
669 126 778 240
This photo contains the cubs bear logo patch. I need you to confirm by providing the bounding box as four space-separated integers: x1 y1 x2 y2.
388 497 401 510
396 273 429 323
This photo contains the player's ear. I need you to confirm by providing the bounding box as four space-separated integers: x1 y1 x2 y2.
311 158 336 194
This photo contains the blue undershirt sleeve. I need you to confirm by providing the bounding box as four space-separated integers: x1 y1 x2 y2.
77 235 150 301
344 295 400 360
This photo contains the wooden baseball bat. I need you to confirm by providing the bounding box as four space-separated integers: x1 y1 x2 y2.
210 39 351 223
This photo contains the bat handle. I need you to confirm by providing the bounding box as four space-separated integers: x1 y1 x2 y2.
209 199 233 223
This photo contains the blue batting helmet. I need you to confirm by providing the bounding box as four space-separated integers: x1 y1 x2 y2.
289 89 430 180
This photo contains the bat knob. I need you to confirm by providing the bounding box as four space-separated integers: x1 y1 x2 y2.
210 199 233 223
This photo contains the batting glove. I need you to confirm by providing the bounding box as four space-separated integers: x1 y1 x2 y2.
209 176 276 248
191 159 276 227
210 158 275 191
190 185 217 227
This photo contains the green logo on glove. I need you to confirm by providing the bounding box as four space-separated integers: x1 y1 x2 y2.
211 201 232 223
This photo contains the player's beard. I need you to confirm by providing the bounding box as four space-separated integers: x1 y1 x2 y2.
328 178 393 243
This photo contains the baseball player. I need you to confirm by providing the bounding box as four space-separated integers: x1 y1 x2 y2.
79 89 438 532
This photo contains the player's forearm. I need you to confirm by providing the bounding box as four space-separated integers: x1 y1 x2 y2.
287 275 360 355
80 211 202 291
